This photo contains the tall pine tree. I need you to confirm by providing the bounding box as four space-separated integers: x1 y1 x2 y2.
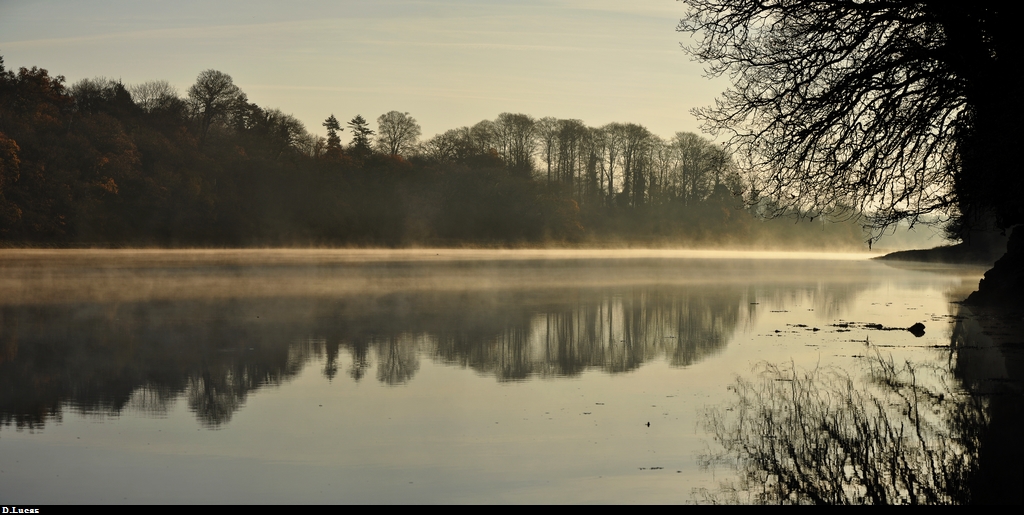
347 115 374 157
323 114 342 152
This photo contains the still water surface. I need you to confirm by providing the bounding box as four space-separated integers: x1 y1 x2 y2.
0 249 990 503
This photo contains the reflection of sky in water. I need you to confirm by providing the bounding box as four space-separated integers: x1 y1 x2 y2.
0 250 986 503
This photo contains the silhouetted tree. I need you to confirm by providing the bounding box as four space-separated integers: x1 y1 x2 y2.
469 119 497 155
323 114 343 152
257 108 308 159
187 69 245 145
128 80 178 113
422 127 474 164
375 110 421 157
555 119 587 188
494 112 536 177
536 117 559 183
619 123 653 207
294 132 327 159
678 1 1023 233
670 132 732 206
347 115 374 156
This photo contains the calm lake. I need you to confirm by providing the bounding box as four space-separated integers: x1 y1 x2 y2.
0 249 1008 503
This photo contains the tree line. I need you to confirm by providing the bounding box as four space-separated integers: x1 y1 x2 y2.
0 58 865 247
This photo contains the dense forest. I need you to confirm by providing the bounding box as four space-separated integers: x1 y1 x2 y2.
0 57 865 248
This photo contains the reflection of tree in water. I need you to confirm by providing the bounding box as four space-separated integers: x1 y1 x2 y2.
187 372 243 428
749 281 861 325
375 335 421 385
698 356 985 504
347 337 373 382
666 291 742 368
531 289 743 376
318 338 339 381
422 288 744 380
947 304 1024 504
0 302 312 430
0 284 782 431
494 326 533 381
182 338 317 428
0 276 869 429
125 385 177 416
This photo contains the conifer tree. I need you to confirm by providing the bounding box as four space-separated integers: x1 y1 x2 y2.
347 115 374 156
323 114 343 151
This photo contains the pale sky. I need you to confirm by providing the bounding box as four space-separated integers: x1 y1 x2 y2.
0 0 729 140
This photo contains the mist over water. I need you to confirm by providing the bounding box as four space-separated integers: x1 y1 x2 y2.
0 248 874 304
0 249 998 503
